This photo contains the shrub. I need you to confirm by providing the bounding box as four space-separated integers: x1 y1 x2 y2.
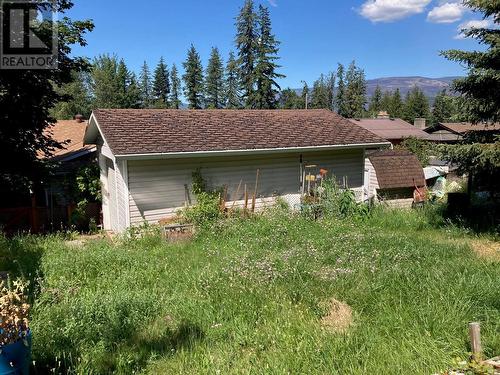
182 191 222 225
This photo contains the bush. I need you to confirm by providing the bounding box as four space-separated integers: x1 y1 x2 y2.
312 178 371 220
182 191 221 225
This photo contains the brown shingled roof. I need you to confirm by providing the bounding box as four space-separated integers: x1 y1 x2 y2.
90 109 389 156
368 149 425 189
438 122 499 134
42 119 94 160
349 118 432 141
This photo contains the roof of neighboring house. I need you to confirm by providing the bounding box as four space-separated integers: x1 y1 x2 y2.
368 149 425 189
348 118 432 141
425 132 462 142
426 122 499 135
86 109 390 156
44 119 96 161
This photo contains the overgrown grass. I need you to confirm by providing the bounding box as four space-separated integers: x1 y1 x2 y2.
1 206 499 374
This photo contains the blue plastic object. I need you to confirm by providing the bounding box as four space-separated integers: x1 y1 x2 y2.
0 332 31 375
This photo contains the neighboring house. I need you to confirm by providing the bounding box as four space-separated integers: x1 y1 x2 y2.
44 115 97 168
349 116 431 146
83 109 391 232
365 150 426 208
424 122 499 143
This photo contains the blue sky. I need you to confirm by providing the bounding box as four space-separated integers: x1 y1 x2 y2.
66 0 487 88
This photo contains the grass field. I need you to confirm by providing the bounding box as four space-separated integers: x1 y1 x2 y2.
1 206 499 374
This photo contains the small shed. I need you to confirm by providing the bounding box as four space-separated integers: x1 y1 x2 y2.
365 150 426 208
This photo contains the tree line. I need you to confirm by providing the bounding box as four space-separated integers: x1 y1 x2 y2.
52 0 283 118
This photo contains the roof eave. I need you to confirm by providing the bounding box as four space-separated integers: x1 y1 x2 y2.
115 142 392 160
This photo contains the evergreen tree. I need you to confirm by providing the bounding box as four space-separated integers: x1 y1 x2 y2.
431 90 454 125
300 81 309 109
326 72 336 111
369 85 383 116
91 54 123 108
139 61 152 108
403 86 430 123
235 0 258 107
91 55 140 109
152 57 170 108
380 91 392 113
279 88 300 109
205 47 225 109
441 1 499 123
336 64 347 116
182 44 205 109
170 64 182 109
311 74 330 109
254 4 284 109
389 88 404 119
344 61 367 118
225 51 242 109
51 71 92 119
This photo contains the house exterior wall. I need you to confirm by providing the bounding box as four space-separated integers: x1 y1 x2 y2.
364 158 380 200
127 149 364 226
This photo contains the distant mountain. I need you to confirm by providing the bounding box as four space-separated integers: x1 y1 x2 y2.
292 76 460 102
365 76 460 99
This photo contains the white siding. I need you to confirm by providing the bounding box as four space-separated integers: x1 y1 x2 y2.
114 160 128 232
127 149 364 225
364 158 380 200
106 158 117 231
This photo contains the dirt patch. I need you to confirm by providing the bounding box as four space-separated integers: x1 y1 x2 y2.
470 239 500 261
320 298 353 333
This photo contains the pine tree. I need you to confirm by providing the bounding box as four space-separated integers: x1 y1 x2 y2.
254 4 284 109
369 85 383 116
336 64 347 116
311 74 329 109
235 0 258 108
125 73 142 108
390 88 404 118
431 90 454 125
300 81 309 109
91 55 140 109
380 91 392 113
344 61 367 118
403 86 430 123
441 1 499 123
152 57 170 108
225 51 241 109
182 44 205 109
170 64 181 109
139 61 152 108
326 72 336 111
279 88 300 109
205 47 225 109
91 54 123 108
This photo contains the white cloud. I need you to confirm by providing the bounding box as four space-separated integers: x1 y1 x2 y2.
454 19 491 38
359 0 432 23
427 2 465 23
267 0 277 7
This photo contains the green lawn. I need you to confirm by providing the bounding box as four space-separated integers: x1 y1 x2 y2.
2 207 499 374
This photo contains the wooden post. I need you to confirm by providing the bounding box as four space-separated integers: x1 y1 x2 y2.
469 322 482 361
244 184 248 214
251 169 260 213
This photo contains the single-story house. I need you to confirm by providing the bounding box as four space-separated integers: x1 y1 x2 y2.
424 122 499 143
83 109 391 232
349 116 432 146
364 149 426 208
